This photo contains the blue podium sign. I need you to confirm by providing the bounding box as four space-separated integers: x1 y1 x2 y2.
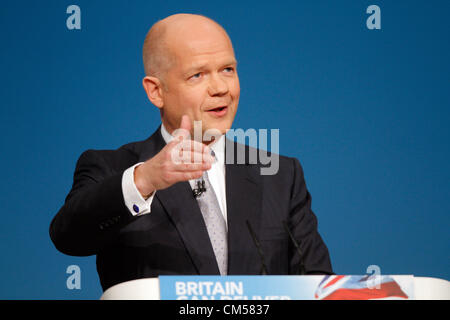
159 275 414 300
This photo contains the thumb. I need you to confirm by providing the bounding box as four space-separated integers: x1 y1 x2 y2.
180 114 191 132
173 114 192 140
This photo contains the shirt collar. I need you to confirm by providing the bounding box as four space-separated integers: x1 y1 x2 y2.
160 123 225 165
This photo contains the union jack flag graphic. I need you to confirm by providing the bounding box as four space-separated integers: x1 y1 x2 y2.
314 275 410 300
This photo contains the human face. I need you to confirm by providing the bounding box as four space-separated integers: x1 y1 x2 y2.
160 28 240 138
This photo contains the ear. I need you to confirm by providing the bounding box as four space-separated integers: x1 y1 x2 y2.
142 76 164 109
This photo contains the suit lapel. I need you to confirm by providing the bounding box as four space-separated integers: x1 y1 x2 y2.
225 140 263 275
136 129 263 275
155 182 220 274
138 127 220 275
137 126 166 163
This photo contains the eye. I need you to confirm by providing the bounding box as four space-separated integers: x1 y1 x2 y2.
190 72 202 80
223 67 234 73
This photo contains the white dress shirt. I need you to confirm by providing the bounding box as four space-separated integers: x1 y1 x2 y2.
121 124 228 225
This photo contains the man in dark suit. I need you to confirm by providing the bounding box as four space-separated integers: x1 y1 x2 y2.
50 13 333 291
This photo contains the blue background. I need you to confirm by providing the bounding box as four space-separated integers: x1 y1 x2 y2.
0 0 448 299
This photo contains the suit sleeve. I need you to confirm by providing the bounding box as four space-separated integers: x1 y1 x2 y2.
288 158 334 275
49 150 134 256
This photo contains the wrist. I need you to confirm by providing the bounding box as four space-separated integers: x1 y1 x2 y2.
134 164 155 199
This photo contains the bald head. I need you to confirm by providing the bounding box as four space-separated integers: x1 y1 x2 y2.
141 13 240 136
142 14 233 81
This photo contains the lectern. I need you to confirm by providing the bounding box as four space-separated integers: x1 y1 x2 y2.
100 275 449 300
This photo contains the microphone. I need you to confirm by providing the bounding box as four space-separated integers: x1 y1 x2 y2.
192 178 206 198
283 220 306 275
193 150 215 198
246 220 268 275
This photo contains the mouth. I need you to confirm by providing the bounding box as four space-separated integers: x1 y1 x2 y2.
206 105 228 117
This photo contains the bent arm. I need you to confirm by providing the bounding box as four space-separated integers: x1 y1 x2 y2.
49 150 135 256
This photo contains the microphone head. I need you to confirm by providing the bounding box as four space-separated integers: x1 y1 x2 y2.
193 178 207 198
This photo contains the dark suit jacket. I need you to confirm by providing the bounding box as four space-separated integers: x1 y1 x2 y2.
50 127 333 291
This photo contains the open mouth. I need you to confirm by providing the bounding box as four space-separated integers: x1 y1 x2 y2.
206 106 228 117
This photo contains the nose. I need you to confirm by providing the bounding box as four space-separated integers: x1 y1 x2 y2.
208 73 228 96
